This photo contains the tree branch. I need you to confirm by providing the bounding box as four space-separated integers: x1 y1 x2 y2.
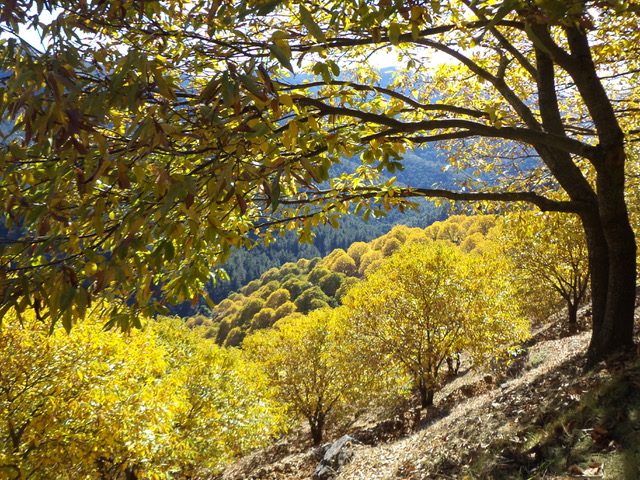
531 23 624 146
289 20 525 52
411 37 541 130
295 97 597 158
285 81 488 118
269 185 582 214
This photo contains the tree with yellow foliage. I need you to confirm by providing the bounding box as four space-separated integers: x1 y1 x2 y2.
496 212 589 326
244 308 404 444
0 310 283 479
344 241 528 407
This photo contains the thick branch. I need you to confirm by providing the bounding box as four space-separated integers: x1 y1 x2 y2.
295 97 597 158
563 26 625 146
290 20 526 52
411 37 541 130
533 47 597 203
271 186 582 213
285 81 488 118
530 24 624 146
393 187 580 213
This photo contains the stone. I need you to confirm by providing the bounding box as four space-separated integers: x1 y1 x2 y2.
312 435 362 480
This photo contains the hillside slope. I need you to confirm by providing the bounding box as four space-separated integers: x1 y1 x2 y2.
217 299 640 480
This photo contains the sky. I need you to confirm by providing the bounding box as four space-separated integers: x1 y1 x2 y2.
0 9 56 52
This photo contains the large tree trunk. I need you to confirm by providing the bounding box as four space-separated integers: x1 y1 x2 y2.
534 23 638 365
583 147 637 365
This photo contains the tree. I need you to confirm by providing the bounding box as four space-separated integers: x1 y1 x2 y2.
326 252 358 276
232 297 265 329
253 280 280 300
215 318 232 345
279 276 308 299
308 264 331 284
294 285 331 313
346 241 369 266
223 326 245 347
0 308 171 480
344 241 528 407
265 287 291 309
251 307 276 330
358 248 384 276
497 211 590 326
318 272 346 297
243 307 401 444
149 317 286 477
0 310 283 479
0 1 637 363
273 300 297 321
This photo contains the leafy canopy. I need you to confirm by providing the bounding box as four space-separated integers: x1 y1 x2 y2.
344 240 529 407
0 309 284 479
243 307 405 444
496 211 589 325
0 0 638 362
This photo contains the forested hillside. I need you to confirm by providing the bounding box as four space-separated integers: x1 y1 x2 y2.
197 215 508 347
2 1 640 479
198 209 586 340
1 211 618 479
174 145 453 315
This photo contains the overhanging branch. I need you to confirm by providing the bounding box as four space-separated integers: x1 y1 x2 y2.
269 186 582 214
295 97 597 158
402 187 580 213
285 81 488 118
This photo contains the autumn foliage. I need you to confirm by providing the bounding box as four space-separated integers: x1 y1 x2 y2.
1 212 600 467
344 240 528 407
0 310 284 479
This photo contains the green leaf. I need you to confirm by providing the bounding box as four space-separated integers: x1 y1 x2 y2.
268 44 294 72
102 315 118 331
239 74 267 100
255 0 284 16
164 240 176 261
60 285 76 313
62 311 73 333
474 0 519 42
299 5 326 43
198 76 219 102
328 60 340 77
271 175 281 212
221 72 236 107
388 23 401 45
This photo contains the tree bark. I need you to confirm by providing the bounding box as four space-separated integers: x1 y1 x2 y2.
310 414 325 445
532 24 637 364
585 148 637 364
417 378 434 408
567 301 578 326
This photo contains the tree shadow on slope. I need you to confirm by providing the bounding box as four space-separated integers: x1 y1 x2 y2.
435 354 640 480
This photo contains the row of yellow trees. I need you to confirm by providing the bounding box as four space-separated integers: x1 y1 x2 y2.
243 212 592 444
0 213 592 476
245 239 529 444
